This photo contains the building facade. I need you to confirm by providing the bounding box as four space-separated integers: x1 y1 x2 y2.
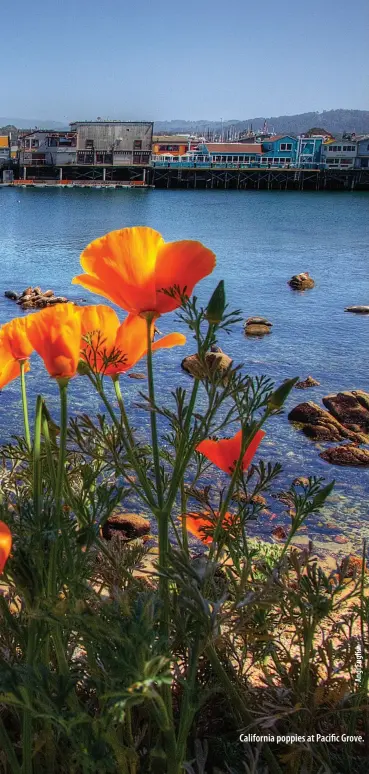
194 142 263 165
296 136 324 167
259 135 298 166
321 139 358 169
0 136 10 165
355 136 369 169
18 130 77 167
152 135 197 158
70 121 153 165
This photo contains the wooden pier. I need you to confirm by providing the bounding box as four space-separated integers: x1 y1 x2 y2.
4 165 369 191
148 166 369 191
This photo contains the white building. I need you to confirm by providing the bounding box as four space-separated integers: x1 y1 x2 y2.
321 139 358 169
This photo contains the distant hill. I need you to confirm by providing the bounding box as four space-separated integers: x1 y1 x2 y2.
0 117 66 130
153 110 369 136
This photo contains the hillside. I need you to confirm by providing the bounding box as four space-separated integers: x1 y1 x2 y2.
153 110 369 136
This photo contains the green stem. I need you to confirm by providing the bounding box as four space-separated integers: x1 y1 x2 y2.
32 396 43 524
113 377 135 447
0 715 22 774
55 381 68 514
176 634 201 764
22 618 38 774
20 360 31 453
41 408 56 490
205 645 283 774
146 317 163 508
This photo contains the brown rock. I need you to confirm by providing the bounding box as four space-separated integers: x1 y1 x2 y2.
47 296 68 305
21 286 33 297
295 376 320 389
345 306 369 314
288 272 315 290
319 444 369 467
43 289 55 298
128 372 146 380
101 512 151 541
21 300 36 310
293 477 310 487
288 401 369 444
181 350 232 379
244 317 272 336
322 391 369 434
33 286 42 295
339 555 368 578
272 526 287 540
18 294 33 303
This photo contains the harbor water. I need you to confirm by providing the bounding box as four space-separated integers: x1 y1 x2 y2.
1 187 368 556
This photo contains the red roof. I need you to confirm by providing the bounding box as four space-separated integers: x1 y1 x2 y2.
263 135 295 142
205 143 262 154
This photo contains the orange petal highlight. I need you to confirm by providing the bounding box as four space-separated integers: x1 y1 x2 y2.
180 511 234 545
0 354 30 389
0 317 33 361
154 240 216 313
73 226 215 316
197 429 265 475
0 521 12 573
27 305 82 379
111 314 186 375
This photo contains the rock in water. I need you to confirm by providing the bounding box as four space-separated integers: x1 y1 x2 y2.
288 400 369 443
181 350 232 379
345 306 369 314
244 317 272 336
322 391 369 434
128 372 146 380
101 512 150 541
4 290 19 300
288 272 315 290
320 445 369 467
295 376 320 389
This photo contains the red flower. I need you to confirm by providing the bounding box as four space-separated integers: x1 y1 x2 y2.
180 511 234 545
0 521 12 573
196 429 265 475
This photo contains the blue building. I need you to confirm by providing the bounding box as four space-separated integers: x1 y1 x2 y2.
355 136 369 169
296 136 324 168
260 135 298 166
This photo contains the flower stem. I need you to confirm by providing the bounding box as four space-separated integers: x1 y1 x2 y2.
113 377 135 447
0 715 22 774
146 316 163 508
20 360 31 453
32 396 43 524
55 381 68 513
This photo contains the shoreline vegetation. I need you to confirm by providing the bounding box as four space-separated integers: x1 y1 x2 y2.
0 226 367 773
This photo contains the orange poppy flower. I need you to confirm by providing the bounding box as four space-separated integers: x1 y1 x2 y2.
0 521 12 573
81 305 186 375
196 429 265 475
180 511 234 545
0 317 33 361
72 226 216 316
27 304 82 380
0 318 32 389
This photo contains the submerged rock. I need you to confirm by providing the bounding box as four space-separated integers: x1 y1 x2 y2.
288 272 315 290
181 349 232 379
319 445 369 467
295 376 320 389
288 396 369 444
345 306 369 314
322 391 369 434
244 317 272 336
4 290 19 300
101 512 151 541
128 372 146 380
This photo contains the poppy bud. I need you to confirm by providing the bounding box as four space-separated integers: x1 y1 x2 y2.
205 280 226 324
311 481 335 510
268 377 299 410
77 359 90 376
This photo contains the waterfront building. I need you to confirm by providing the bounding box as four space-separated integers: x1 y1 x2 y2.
70 121 153 166
296 135 324 167
355 136 369 169
0 136 10 165
194 142 263 165
321 138 358 169
18 130 77 167
152 135 198 157
259 135 298 166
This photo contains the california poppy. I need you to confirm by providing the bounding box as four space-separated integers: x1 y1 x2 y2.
72 226 216 316
81 305 186 376
0 318 32 389
0 521 12 573
196 429 265 475
27 304 82 380
180 511 234 545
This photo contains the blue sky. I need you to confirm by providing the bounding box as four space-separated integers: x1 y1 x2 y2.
1 0 368 122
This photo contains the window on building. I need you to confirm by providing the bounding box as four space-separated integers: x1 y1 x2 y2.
133 140 142 150
85 139 94 149
31 139 39 148
221 156 227 162
280 143 292 151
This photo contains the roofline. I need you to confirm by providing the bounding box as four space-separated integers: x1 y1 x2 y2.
70 120 154 126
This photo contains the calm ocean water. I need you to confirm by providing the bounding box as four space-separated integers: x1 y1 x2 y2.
1 187 368 554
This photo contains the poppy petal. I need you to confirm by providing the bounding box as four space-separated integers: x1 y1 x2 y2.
0 521 12 574
154 240 216 313
73 227 164 313
197 429 265 474
0 356 29 389
0 318 33 361
151 332 186 352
